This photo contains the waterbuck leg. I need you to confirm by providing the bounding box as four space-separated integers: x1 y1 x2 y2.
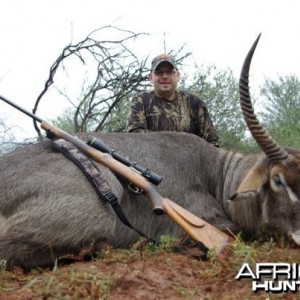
0 237 109 271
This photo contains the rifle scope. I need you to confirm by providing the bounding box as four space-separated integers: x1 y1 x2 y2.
87 137 163 186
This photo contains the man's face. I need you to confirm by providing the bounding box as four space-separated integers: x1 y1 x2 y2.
149 62 180 95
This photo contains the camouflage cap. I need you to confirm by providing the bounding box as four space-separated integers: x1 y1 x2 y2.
151 54 177 71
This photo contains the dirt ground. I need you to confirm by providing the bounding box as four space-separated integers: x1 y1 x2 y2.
0 239 299 300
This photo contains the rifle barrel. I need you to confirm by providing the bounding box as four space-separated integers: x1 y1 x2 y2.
0 95 42 123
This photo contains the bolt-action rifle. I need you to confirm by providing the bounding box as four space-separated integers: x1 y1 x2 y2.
0 94 233 257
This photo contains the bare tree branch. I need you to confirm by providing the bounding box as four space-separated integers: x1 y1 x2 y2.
33 25 147 137
32 25 191 136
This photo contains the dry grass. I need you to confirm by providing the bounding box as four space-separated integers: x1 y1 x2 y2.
0 236 299 299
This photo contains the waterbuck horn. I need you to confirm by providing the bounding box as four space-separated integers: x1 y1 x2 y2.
239 33 289 163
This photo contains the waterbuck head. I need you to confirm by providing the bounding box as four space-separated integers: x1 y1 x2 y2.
231 34 300 244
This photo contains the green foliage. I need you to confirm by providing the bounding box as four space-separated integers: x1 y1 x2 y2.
220 132 260 153
259 75 300 148
100 98 131 132
229 234 256 266
52 108 75 133
146 235 178 252
180 64 249 150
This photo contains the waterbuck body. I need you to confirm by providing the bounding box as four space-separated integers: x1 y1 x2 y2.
1 35 300 270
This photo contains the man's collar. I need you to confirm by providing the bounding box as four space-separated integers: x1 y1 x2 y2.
154 90 179 101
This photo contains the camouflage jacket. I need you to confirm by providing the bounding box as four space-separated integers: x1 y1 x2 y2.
126 90 219 146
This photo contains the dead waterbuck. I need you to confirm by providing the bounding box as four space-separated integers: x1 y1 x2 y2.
0 34 300 271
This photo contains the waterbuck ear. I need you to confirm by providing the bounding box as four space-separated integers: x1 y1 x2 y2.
229 156 269 201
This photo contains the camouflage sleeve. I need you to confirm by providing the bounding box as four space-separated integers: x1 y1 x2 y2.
200 105 220 147
126 95 149 133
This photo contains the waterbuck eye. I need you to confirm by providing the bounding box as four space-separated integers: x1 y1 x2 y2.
273 175 282 186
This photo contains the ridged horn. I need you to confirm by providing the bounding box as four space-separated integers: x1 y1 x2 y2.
239 33 289 163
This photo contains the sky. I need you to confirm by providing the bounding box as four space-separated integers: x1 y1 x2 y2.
1 0 300 140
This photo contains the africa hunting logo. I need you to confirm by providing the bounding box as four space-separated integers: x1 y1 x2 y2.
236 263 300 293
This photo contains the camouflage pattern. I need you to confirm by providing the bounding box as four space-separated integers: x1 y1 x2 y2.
52 139 116 200
151 54 177 71
126 90 219 146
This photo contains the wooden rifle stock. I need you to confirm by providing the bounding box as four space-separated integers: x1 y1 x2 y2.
0 93 233 256
163 199 233 255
